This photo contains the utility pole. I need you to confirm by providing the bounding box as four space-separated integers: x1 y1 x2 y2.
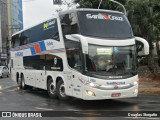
98 0 127 15
7 0 12 65
0 6 2 65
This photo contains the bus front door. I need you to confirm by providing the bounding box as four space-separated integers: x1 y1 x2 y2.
72 71 83 98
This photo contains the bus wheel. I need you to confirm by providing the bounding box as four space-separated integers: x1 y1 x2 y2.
57 80 69 100
20 75 26 89
47 78 57 99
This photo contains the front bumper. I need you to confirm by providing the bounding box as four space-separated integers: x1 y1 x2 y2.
82 85 138 100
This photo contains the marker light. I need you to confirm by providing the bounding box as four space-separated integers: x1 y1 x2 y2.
86 90 95 96
89 83 94 87
133 81 138 85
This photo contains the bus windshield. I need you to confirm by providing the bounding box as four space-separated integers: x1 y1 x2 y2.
78 11 133 38
85 45 136 78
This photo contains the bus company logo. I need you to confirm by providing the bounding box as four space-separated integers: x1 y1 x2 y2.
15 52 23 57
43 20 55 30
47 41 54 46
86 14 124 21
106 81 125 85
90 79 96 82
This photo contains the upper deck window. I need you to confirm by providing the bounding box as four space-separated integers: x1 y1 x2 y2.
77 11 133 39
60 12 79 35
11 18 59 48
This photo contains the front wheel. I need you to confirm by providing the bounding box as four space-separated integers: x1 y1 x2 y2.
57 80 69 100
47 78 57 99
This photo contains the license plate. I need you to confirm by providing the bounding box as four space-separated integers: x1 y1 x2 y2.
111 93 121 97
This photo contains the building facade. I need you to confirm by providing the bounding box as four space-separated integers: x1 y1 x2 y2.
0 0 23 65
9 0 23 34
0 0 8 65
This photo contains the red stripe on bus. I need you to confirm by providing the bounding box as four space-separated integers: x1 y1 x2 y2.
32 44 41 54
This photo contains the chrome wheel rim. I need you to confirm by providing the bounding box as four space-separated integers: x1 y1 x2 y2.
49 83 55 94
59 83 66 97
22 78 25 87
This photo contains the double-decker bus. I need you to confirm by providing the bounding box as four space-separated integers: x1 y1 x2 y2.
10 9 149 100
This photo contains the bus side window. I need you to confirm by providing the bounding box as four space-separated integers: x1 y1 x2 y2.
45 54 63 71
19 35 29 46
11 34 19 48
65 40 82 71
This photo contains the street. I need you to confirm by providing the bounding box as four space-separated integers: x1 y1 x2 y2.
0 77 160 120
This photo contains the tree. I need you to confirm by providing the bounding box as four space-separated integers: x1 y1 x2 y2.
54 0 75 12
74 0 160 78
74 0 126 12
126 0 160 78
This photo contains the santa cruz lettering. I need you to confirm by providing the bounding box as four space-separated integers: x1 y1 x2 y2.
86 13 124 21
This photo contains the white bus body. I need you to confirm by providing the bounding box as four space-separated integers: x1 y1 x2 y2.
10 9 149 100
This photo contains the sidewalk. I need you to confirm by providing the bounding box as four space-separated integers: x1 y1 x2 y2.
139 79 160 94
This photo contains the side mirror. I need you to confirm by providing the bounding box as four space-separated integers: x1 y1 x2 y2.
135 37 149 56
65 34 88 54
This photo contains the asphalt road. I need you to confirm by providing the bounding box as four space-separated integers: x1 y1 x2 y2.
0 77 160 120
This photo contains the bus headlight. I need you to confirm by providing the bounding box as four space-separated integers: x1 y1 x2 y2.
86 90 95 96
88 82 100 87
133 81 138 85
133 79 139 85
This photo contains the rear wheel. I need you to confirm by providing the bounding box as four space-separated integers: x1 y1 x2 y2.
47 78 57 99
18 75 26 89
57 80 69 100
7 73 9 77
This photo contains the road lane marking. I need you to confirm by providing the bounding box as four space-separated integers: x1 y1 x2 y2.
0 86 17 91
35 107 54 111
6 88 17 92
67 109 80 111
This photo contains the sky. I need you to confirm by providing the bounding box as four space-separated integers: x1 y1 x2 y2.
22 0 74 29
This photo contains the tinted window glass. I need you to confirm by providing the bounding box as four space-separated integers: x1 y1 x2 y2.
65 39 82 71
78 11 133 38
23 54 63 71
23 55 45 70
60 12 79 35
45 54 63 71
11 18 59 48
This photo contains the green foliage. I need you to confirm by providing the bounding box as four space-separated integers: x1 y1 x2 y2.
126 0 160 50
74 0 160 51
74 0 126 11
74 0 160 75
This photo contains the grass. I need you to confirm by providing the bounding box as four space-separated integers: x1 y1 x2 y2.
139 88 160 94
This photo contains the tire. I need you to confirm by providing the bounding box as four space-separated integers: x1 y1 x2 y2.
7 73 9 78
18 75 26 89
47 78 57 99
57 80 69 100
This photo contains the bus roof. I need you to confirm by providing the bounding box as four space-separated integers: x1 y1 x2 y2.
59 8 123 15
12 8 124 37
